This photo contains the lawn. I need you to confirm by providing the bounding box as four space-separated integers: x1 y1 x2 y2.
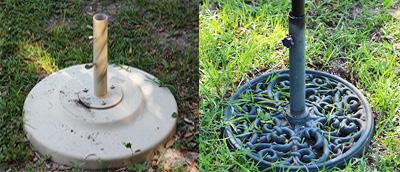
0 0 198 171
200 0 400 171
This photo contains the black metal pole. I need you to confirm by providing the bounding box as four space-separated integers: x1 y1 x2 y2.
292 0 305 17
286 0 306 119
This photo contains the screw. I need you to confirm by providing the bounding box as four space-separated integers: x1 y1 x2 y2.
101 101 106 105
282 35 294 48
110 85 115 89
83 88 88 93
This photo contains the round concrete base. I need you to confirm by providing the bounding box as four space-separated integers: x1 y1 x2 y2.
23 64 177 169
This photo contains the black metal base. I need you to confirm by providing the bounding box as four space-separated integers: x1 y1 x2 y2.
224 70 374 171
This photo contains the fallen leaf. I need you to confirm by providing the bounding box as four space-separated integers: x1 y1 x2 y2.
193 110 200 118
151 159 158 168
165 137 176 148
184 132 194 138
187 161 198 172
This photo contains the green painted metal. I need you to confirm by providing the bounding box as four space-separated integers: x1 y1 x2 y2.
224 0 375 171
288 1 306 117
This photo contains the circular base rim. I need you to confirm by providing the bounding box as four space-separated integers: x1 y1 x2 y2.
23 64 178 169
224 70 374 171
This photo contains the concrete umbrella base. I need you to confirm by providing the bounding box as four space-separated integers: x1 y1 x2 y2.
23 64 177 169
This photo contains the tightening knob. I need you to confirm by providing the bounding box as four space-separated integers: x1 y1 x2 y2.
282 35 294 48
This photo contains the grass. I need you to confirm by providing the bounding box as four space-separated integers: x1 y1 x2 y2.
200 0 400 171
0 0 198 170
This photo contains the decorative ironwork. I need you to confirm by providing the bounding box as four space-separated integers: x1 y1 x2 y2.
224 70 374 171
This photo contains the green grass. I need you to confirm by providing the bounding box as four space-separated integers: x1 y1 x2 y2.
0 0 198 170
200 0 400 171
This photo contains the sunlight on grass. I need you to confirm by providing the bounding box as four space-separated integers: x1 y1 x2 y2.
200 0 400 171
1 0 198 170
19 42 58 74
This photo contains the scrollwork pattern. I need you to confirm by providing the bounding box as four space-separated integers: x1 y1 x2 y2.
226 72 368 166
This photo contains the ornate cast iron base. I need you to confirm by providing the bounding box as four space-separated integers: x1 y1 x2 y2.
224 70 374 171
